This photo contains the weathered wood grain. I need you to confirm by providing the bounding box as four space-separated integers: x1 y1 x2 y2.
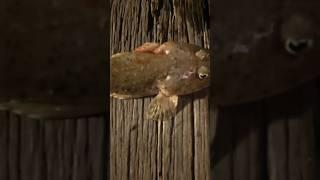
211 84 318 180
194 93 210 180
267 108 289 180
210 107 233 180
0 106 9 180
0 102 106 180
44 120 61 180
232 107 250 180
110 0 211 179
88 117 106 180
20 117 44 180
265 85 316 180
8 113 20 180
248 110 266 180
72 118 89 180
211 103 266 180
299 108 316 180
63 119 77 179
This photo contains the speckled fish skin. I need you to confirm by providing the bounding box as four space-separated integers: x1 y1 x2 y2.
111 52 170 98
111 41 210 98
110 41 210 121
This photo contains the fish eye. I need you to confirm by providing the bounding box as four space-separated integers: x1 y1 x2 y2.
196 50 209 60
197 66 209 80
198 73 208 80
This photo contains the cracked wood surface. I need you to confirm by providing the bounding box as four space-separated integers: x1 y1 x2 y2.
110 0 212 179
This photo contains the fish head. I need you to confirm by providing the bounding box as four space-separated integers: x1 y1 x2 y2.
161 48 210 96
190 49 210 90
129 41 211 96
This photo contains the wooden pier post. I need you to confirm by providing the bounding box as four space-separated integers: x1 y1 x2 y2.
110 0 212 179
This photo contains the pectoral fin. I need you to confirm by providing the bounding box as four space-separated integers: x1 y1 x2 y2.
146 93 178 121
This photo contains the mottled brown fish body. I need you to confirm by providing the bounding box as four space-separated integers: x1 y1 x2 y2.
111 52 174 98
111 42 210 99
110 42 210 120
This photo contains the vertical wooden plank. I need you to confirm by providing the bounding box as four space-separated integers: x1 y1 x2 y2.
0 107 9 180
149 103 158 180
299 108 316 180
266 88 304 180
116 100 124 180
232 106 250 180
161 118 174 180
127 99 139 179
44 120 57 180
110 0 210 179
72 118 89 180
211 107 234 180
208 105 218 180
267 113 288 180
211 102 266 180
248 106 265 180
266 85 317 180
298 86 316 180
285 88 310 180
33 120 45 180
140 99 156 180
6 105 105 180
56 119 65 179
110 98 117 180
63 119 77 180
1 102 106 180
172 100 185 180
8 113 20 180
182 97 194 180
194 92 210 180
44 120 65 180
88 116 105 180
123 100 133 180
20 118 37 180
128 100 139 179
288 116 302 180
248 126 263 180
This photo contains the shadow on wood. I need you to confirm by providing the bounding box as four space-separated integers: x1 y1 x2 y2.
211 81 318 180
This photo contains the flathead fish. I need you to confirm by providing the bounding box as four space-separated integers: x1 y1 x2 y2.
110 41 210 121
